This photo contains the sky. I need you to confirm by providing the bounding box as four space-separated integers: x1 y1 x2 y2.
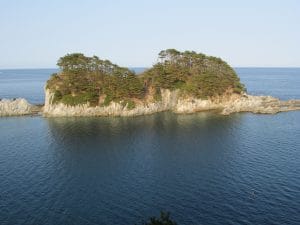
0 0 299 68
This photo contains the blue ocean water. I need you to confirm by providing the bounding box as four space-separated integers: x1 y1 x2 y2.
0 69 57 104
236 68 300 100
0 68 300 225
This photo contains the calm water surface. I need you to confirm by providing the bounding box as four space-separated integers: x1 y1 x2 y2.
0 68 300 225
0 69 57 104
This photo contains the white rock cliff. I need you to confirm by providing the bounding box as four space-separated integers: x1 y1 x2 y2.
43 89 300 117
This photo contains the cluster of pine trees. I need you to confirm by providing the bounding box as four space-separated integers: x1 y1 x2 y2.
141 49 245 98
47 49 245 107
47 53 144 106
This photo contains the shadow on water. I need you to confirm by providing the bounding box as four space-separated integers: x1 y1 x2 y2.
42 112 257 224
45 111 242 160
46 111 240 142
45 113 244 195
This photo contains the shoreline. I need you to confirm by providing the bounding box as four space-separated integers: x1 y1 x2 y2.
42 88 300 117
2 91 300 117
1 105 300 118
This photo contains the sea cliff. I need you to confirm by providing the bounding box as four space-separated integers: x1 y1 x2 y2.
43 88 300 117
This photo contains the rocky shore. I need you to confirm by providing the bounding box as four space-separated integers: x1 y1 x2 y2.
0 98 38 116
2 90 299 117
42 89 300 117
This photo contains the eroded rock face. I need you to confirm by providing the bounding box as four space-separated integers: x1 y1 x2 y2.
43 89 300 117
43 89 179 117
0 98 35 116
175 94 300 115
220 95 300 115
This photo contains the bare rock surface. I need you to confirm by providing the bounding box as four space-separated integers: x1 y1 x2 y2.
0 98 36 116
43 89 300 117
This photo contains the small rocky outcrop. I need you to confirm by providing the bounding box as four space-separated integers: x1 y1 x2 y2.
176 94 300 115
43 89 300 117
0 98 37 116
220 95 300 115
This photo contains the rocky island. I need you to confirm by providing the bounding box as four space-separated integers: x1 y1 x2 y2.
43 49 300 117
1 49 300 117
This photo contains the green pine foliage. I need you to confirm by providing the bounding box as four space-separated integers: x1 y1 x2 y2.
142 49 245 98
46 50 246 107
47 53 144 107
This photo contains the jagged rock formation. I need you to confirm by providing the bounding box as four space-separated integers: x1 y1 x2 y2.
43 89 178 117
43 89 300 117
0 98 37 116
176 94 300 115
1 91 299 118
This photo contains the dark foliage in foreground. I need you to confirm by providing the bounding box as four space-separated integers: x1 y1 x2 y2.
142 211 177 225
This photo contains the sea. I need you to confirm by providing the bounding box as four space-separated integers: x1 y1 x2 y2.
0 68 299 225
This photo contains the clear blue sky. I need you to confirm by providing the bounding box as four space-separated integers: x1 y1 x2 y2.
0 0 299 68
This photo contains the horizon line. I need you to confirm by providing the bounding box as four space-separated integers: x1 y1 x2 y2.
1 66 300 70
